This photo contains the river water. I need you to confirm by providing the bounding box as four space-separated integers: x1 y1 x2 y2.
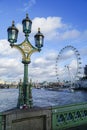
0 88 87 112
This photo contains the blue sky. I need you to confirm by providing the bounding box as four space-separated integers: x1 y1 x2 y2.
0 0 87 83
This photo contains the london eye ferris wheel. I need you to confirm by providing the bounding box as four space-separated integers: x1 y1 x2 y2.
55 45 82 84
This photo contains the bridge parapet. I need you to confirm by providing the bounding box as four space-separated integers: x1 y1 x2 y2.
52 103 87 130
0 114 2 130
0 113 5 130
1 103 87 130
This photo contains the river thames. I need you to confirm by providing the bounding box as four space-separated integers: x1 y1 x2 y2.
0 88 87 112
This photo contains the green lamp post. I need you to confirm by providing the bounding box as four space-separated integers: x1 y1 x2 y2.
7 14 44 108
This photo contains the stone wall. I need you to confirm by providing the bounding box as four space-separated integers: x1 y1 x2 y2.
2 107 51 130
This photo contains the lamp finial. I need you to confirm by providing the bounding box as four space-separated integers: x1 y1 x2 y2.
12 21 15 26
26 13 28 18
38 27 40 32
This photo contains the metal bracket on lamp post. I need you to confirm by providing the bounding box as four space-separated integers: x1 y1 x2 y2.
10 34 41 63
7 14 44 109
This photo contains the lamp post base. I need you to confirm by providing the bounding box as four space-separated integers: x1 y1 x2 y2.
17 79 33 109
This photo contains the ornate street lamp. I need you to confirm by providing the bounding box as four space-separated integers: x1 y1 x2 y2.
7 14 44 108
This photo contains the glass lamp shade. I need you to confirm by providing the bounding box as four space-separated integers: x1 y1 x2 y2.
22 14 32 35
34 28 44 49
7 21 18 44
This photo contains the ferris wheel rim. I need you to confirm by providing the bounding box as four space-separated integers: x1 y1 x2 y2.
55 45 82 82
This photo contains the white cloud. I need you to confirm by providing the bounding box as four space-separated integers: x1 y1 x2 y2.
45 51 57 61
16 23 22 34
32 17 65 32
16 16 87 42
23 0 36 11
29 63 56 82
29 51 57 81
0 39 22 60
0 39 23 81
0 39 12 56
18 0 36 12
61 29 80 40
58 50 74 61
34 58 46 64
32 16 66 40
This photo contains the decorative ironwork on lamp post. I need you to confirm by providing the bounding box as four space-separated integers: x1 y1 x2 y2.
7 14 44 108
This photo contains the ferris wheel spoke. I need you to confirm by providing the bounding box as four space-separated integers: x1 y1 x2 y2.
55 45 82 84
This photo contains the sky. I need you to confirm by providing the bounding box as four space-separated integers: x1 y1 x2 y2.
0 0 87 83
